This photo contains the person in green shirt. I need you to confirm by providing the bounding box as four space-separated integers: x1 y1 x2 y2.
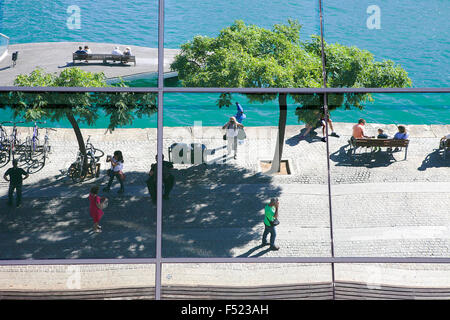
262 198 280 250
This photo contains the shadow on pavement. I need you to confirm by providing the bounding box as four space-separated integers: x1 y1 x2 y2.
329 144 400 168
285 128 322 146
0 162 281 260
418 149 449 171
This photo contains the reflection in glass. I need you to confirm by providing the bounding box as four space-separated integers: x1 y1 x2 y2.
335 264 450 299
162 263 332 299
327 93 450 258
161 93 331 258
0 91 157 259
0 264 156 299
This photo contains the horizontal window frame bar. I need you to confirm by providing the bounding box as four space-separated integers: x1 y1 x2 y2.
0 87 449 94
3 257 450 265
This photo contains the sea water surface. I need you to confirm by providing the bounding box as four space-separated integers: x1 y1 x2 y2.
0 0 449 127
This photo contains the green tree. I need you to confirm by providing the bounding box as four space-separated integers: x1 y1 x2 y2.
2 67 157 173
171 20 412 172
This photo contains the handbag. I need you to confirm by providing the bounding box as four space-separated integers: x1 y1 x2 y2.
223 134 227 140
270 218 280 227
237 128 246 140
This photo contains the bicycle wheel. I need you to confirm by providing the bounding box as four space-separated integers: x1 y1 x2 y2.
93 148 104 158
69 161 86 183
42 140 49 166
0 148 10 168
87 157 97 179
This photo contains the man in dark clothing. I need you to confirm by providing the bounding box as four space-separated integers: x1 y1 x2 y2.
3 159 29 207
74 46 87 55
147 155 175 203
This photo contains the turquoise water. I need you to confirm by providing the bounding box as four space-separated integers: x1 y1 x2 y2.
0 0 449 127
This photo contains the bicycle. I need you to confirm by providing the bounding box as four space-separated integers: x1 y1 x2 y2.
41 127 57 165
0 122 11 167
68 136 104 183
4 121 26 162
25 121 46 160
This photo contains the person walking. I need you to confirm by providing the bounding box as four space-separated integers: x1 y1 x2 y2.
3 159 29 207
262 198 280 251
222 116 244 160
320 110 339 142
103 150 125 194
89 186 107 233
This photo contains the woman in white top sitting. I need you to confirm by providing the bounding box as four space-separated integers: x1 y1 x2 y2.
123 47 132 56
222 116 244 160
103 150 125 194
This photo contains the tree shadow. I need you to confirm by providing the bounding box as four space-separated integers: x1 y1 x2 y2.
162 162 282 257
0 163 281 259
329 144 400 168
418 149 449 171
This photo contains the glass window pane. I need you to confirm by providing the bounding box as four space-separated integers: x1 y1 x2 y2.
323 0 449 88
165 0 322 88
0 91 157 259
162 263 332 299
0 0 159 87
328 93 450 258
336 263 450 299
161 93 331 258
0 264 155 299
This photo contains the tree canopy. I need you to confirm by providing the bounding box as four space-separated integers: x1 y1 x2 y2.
172 19 412 114
2 67 157 132
171 19 412 172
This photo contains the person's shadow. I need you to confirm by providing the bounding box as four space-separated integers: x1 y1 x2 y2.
418 149 449 171
237 244 272 257
329 143 397 168
285 128 322 146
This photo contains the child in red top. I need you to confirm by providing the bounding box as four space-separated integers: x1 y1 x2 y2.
89 186 107 232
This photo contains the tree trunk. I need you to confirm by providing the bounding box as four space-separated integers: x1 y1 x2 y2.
66 111 87 173
268 93 288 173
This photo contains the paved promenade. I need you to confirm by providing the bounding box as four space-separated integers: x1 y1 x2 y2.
0 122 449 290
0 42 179 85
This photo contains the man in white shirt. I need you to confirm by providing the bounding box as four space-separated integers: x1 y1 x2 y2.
111 46 122 55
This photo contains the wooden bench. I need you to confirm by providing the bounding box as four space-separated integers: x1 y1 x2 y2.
348 138 410 160
72 53 136 66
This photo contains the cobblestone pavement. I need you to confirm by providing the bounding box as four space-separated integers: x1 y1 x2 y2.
0 123 449 289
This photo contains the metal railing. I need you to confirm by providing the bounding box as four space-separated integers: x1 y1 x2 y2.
0 33 9 63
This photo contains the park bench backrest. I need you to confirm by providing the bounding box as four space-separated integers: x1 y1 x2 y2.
354 138 409 148
73 53 135 61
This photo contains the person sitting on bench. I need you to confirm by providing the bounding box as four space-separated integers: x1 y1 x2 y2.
389 125 409 152
439 134 450 149
111 46 123 56
123 47 132 56
75 46 86 55
83 45 92 54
